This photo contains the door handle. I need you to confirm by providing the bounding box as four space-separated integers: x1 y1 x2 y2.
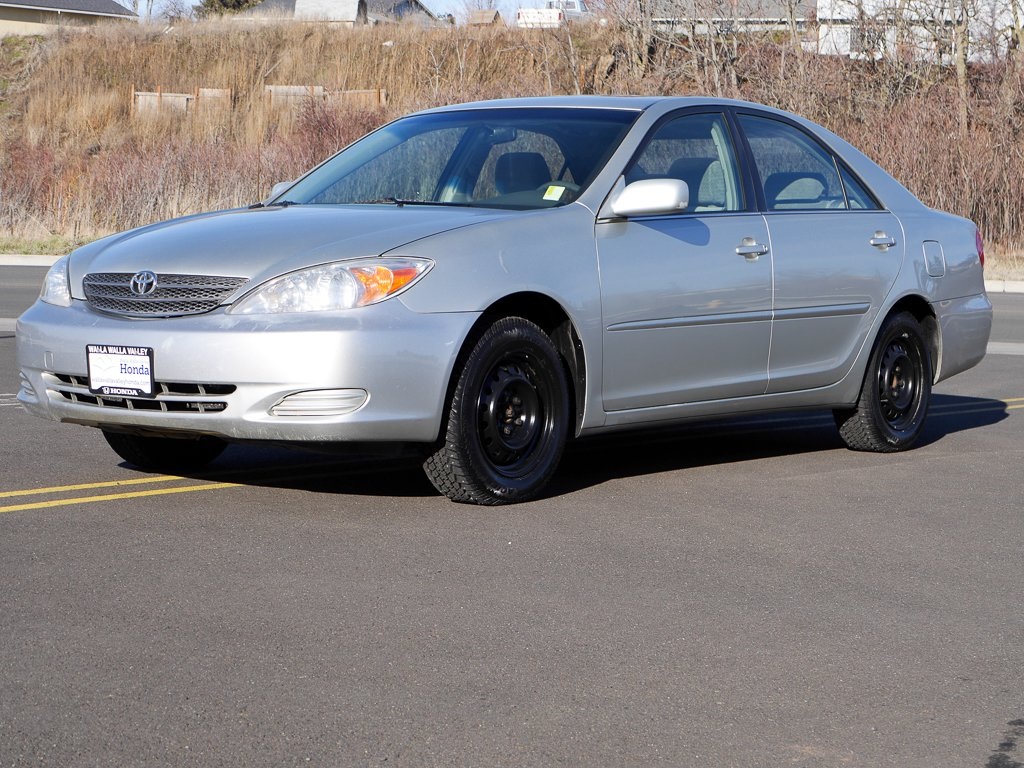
869 231 897 250
736 238 769 260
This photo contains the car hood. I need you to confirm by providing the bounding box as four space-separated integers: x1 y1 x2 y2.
67 205 511 299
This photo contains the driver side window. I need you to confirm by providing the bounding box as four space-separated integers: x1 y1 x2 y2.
628 112 744 213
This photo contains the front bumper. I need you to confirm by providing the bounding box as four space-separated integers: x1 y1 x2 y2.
16 299 478 443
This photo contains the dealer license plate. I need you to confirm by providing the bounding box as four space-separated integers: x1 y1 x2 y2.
86 344 156 398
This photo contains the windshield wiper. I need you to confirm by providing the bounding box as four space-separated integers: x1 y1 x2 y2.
394 199 471 207
249 199 301 209
351 198 472 208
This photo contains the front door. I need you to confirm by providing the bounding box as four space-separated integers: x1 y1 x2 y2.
596 112 773 411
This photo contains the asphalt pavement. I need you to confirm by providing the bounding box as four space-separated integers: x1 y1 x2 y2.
1 267 1022 767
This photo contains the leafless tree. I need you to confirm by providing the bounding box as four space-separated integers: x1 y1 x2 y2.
160 0 197 20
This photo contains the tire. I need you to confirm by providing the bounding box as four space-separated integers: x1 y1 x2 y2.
102 430 227 472
423 317 570 505
834 311 932 452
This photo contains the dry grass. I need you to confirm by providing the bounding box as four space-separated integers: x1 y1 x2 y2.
0 234 84 254
984 246 1024 281
1 20 1023 273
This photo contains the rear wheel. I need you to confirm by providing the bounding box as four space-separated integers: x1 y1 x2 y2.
423 317 569 505
102 430 227 472
834 311 932 452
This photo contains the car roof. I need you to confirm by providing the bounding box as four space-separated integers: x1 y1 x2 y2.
419 95 771 114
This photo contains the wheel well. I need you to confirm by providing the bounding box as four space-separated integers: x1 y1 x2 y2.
455 292 586 434
886 295 940 381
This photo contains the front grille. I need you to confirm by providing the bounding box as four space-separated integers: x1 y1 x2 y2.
47 373 234 413
83 273 248 317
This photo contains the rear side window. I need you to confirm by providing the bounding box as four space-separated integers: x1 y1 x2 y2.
838 164 880 209
739 115 867 211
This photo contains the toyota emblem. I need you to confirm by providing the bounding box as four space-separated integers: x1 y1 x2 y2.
129 271 158 296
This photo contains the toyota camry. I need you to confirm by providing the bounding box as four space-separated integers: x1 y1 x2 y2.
16 96 993 504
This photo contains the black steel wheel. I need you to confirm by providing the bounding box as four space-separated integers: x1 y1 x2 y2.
102 430 227 471
423 317 569 505
834 311 932 452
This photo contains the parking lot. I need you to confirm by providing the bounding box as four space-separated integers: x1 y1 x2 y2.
2 266 1022 766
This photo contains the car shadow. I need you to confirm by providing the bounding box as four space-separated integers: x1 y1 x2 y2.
546 393 1008 498
916 393 1010 447
187 443 438 499
163 393 1007 502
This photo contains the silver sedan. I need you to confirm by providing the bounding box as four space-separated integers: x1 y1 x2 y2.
16 96 993 504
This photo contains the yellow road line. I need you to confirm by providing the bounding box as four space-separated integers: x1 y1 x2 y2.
0 475 183 499
0 482 239 514
931 397 1024 409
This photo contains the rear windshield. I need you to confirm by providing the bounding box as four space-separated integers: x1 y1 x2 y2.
279 107 639 210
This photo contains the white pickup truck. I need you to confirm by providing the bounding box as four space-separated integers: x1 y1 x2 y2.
515 0 591 27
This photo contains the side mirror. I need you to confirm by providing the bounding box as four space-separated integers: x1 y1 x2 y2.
264 181 293 205
604 178 689 218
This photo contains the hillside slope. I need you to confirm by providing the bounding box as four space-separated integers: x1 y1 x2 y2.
0 20 1021 258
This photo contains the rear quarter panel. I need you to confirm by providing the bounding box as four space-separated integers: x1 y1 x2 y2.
896 209 986 301
891 208 992 382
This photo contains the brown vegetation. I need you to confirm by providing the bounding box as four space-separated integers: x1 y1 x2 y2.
0 20 1022 267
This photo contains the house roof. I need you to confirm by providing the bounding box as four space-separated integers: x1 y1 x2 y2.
0 0 136 16
242 0 437 21
366 0 437 20
467 8 503 23
241 0 364 21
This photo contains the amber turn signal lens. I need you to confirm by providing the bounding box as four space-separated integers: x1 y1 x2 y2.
351 263 430 306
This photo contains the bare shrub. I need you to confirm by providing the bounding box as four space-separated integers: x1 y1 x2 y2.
290 100 388 169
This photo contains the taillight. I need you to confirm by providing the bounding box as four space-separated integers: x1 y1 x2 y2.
976 229 985 268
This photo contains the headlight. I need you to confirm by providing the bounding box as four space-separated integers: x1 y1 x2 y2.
230 257 433 315
40 255 72 307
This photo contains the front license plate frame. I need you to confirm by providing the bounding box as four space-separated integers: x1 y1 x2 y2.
86 344 156 399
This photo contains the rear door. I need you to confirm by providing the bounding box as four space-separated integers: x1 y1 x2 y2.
735 112 903 393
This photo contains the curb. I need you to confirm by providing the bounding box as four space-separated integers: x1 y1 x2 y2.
0 254 62 267
984 280 1024 294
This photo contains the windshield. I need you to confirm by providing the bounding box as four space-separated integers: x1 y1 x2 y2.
278 107 639 210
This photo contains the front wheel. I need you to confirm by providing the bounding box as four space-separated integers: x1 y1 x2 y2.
102 430 227 472
834 311 932 452
423 317 570 505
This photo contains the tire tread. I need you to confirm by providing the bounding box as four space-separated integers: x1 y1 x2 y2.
422 316 568 505
834 311 931 453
